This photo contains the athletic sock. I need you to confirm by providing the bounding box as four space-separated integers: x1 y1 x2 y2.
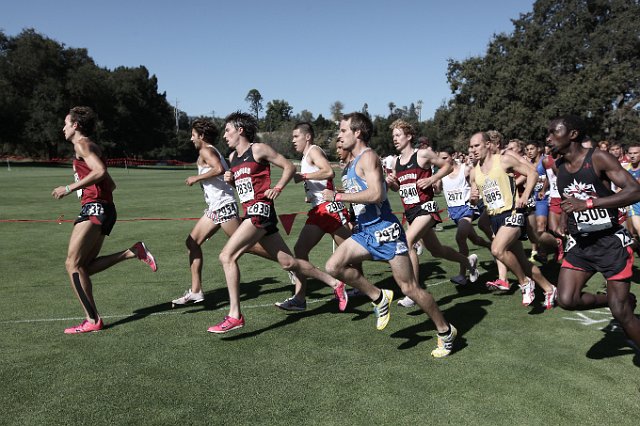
438 325 451 338
373 292 384 305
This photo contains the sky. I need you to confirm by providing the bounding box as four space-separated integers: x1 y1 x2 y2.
3 0 535 121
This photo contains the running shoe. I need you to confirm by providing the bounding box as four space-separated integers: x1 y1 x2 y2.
468 254 479 283
486 279 510 291
172 289 205 306
397 295 416 308
64 318 104 334
431 324 458 358
414 241 424 256
207 315 245 334
334 281 349 312
519 278 536 306
288 271 297 285
373 289 393 330
544 285 557 310
275 297 307 312
450 274 468 286
132 241 158 272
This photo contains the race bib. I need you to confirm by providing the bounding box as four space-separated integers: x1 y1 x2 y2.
573 208 612 233
73 172 82 199
80 202 104 216
247 202 271 217
374 223 401 243
207 203 238 223
235 177 255 203
421 200 438 213
325 201 345 213
399 183 420 205
445 188 465 207
505 213 525 227
483 187 505 210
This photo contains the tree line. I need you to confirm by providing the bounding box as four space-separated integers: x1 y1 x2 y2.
1 0 638 161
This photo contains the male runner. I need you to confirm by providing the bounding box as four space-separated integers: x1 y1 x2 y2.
549 115 640 351
469 132 557 309
323 113 458 358
52 106 157 333
274 122 349 311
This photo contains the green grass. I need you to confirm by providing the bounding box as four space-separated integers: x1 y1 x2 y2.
1 165 639 425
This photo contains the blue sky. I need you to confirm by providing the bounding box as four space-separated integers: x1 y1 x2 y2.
3 0 535 121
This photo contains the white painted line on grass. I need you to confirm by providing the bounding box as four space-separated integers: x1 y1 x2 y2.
0 280 451 325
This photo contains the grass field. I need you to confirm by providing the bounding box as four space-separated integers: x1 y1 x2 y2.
1 165 638 425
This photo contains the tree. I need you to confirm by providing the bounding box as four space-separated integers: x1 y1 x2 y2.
433 0 640 144
329 101 344 122
245 89 263 121
264 99 293 131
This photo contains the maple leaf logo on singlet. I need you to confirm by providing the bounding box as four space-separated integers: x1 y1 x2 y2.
563 179 597 200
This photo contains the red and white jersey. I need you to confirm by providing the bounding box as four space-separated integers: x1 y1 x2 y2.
230 144 272 212
394 150 434 211
300 145 334 207
73 157 113 205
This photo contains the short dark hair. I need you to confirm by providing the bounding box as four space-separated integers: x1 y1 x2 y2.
68 106 97 137
191 119 219 144
342 112 373 143
441 145 455 156
225 111 258 143
293 122 315 140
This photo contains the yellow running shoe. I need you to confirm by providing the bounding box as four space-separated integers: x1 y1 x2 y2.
431 324 457 358
373 289 393 330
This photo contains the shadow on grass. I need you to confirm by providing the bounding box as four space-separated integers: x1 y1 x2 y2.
219 301 344 341
105 277 283 329
390 299 492 353
586 319 640 368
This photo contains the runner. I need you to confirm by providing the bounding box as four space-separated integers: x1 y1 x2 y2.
323 113 458 357
52 106 157 334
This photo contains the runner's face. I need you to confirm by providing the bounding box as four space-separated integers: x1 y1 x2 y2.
191 129 203 148
392 128 411 152
546 121 571 154
439 151 452 165
62 115 76 141
609 145 622 158
224 123 241 149
468 134 487 160
292 129 308 154
338 119 357 151
525 144 538 160
628 147 640 164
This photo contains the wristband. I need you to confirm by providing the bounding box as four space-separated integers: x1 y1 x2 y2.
585 198 594 209
65 185 71 194
335 193 342 202
273 186 282 193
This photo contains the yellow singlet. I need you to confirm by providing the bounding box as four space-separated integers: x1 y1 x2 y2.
474 154 516 216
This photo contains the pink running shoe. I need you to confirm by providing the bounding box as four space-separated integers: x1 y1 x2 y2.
133 241 158 272
334 281 349 312
64 318 104 334
486 279 510 292
207 315 245 334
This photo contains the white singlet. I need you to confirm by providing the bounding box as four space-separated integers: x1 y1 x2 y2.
441 164 470 207
199 145 236 211
300 145 332 207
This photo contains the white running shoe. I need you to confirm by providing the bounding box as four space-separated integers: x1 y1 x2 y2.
397 295 416 308
519 278 535 306
172 289 205 306
468 254 479 283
